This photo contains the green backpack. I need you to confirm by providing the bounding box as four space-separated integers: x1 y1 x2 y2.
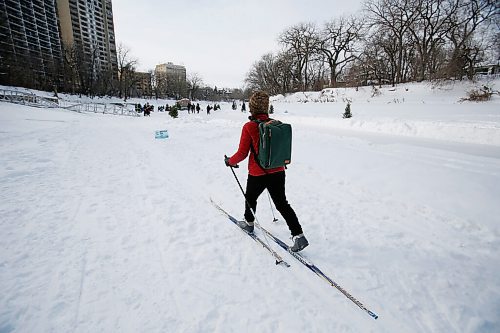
251 119 292 170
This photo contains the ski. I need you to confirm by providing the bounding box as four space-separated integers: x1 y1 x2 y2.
210 199 290 267
257 224 379 320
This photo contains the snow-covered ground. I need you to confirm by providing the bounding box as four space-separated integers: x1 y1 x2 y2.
1 80 499 333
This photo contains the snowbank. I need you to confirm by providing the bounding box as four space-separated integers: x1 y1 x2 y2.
270 79 500 146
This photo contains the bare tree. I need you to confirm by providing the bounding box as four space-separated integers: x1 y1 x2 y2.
62 43 94 96
406 0 459 81
278 22 320 91
364 0 420 83
318 16 364 87
445 0 497 79
245 52 296 95
187 72 204 100
361 32 397 85
148 69 159 99
274 51 296 93
246 53 283 94
245 53 275 93
116 43 138 100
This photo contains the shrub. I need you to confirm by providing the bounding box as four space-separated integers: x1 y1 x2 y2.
461 85 494 102
371 86 381 97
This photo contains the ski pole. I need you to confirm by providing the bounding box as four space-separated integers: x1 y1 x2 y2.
225 156 247 201
266 190 278 223
224 157 270 234
225 156 285 266
227 162 259 225
225 155 278 223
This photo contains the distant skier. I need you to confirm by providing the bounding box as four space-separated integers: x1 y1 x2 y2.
241 101 246 112
196 103 200 113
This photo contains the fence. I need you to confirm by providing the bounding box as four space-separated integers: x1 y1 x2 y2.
0 89 59 108
62 102 139 116
0 89 140 117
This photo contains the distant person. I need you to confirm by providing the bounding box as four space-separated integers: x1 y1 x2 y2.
241 101 246 112
196 103 200 114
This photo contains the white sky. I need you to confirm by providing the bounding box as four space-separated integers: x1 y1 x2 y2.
112 0 364 88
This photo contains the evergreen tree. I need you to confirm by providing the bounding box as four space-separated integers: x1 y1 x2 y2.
343 102 352 118
169 105 179 118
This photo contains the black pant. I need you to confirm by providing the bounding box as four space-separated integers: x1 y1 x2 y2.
244 171 303 236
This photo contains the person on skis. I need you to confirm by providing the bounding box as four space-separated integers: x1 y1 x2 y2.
224 91 308 252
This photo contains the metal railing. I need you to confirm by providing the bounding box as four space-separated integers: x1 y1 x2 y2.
63 102 139 116
0 89 140 117
0 89 59 108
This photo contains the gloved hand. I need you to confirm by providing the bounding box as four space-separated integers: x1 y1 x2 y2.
224 155 239 168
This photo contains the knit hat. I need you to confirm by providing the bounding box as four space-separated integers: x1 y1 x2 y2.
249 91 269 115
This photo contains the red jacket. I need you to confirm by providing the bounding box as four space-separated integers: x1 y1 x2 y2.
228 114 285 176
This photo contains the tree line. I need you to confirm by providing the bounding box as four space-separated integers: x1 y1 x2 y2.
246 0 498 94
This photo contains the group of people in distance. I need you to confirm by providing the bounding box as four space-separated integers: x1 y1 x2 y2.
232 100 246 112
135 102 153 116
186 102 201 114
135 100 250 117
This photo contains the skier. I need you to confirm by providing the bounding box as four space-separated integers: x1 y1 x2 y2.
224 91 308 252
241 101 246 112
196 103 200 113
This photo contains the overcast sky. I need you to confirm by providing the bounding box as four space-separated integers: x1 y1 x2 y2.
112 0 364 88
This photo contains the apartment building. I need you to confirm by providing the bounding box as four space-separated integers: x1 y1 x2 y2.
131 71 152 98
155 62 187 98
57 0 118 75
0 0 118 90
0 0 64 87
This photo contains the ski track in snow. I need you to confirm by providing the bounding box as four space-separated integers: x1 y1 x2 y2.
1 84 500 333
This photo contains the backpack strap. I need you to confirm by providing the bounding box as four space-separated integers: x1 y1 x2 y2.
249 136 268 174
248 118 268 173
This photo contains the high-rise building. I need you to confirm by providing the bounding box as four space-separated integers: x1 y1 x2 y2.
0 0 118 91
155 62 187 98
57 0 118 76
0 0 64 87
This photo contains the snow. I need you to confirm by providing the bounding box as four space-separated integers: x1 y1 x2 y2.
1 80 499 333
